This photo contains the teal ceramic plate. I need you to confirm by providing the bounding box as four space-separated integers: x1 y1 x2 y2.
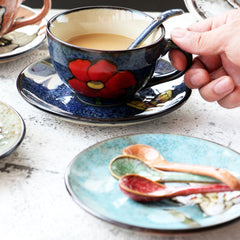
65 134 240 233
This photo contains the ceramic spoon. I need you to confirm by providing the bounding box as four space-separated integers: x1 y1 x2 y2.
122 144 240 190
128 9 184 49
227 0 240 8
119 174 232 202
109 155 218 183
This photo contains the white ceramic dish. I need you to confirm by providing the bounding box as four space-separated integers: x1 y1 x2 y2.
184 0 236 19
0 101 25 159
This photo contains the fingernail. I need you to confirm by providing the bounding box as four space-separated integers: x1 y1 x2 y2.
214 77 233 95
171 28 187 38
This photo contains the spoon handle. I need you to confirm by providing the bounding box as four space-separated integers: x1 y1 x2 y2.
128 9 184 49
167 183 231 198
153 162 240 190
157 170 218 183
127 18 162 49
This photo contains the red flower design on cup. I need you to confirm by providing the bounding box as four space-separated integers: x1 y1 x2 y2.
68 59 137 99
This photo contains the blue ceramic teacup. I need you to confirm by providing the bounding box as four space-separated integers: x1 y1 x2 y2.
47 6 192 106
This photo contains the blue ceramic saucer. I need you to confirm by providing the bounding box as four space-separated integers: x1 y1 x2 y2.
17 58 191 126
65 133 240 233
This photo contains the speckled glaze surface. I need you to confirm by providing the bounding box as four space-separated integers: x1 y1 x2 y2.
65 133 240 233
0 101 25 159
0 5 47 62
184 0 237 19
46 6 192 106
17 58 191 126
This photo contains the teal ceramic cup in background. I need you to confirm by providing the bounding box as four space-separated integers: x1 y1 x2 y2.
47 6 192 106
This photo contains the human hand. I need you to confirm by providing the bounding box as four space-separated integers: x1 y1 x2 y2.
170 9 240 108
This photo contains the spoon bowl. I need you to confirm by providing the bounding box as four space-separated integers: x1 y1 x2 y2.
123 144 165 165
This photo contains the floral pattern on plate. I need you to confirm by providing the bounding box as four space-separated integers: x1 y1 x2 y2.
17 58 191 126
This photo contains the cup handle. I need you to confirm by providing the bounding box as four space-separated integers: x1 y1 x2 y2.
11 0 51 31
144 39 192 89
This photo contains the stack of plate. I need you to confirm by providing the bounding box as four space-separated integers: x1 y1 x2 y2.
184 0 239 19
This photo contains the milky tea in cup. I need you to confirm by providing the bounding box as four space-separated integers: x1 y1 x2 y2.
0 0 51 37
47 6 192 106
67 33 136 50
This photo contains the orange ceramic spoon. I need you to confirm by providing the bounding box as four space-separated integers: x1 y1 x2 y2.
123 144 240 190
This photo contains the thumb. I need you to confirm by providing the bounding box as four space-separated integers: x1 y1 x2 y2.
171 27 224 55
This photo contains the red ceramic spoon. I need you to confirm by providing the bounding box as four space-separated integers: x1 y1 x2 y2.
119 174 232 202
123 144 240 190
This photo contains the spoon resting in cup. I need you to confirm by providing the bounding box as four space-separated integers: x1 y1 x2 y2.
128 9 184 49
122 144 240 190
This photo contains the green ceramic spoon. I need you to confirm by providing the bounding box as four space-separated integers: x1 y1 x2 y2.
109 155 218 183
